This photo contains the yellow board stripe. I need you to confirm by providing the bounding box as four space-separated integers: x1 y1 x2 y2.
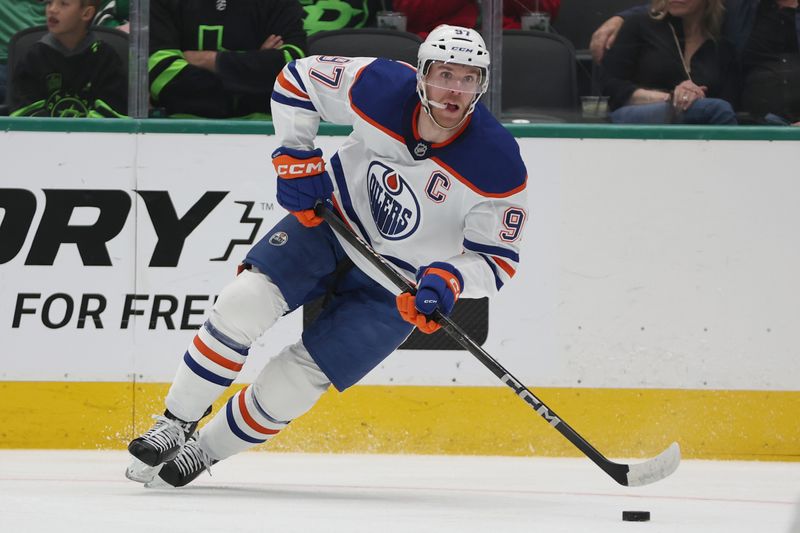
0 382 798 461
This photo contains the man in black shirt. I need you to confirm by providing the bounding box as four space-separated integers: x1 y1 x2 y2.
149 0 307 119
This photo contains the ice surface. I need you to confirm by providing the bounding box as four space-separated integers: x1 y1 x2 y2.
0 451 798 533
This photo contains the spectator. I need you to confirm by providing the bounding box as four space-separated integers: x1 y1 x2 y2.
301 0 383 35
0 0 47 104
600 0 738 124
591 0 800 125
391 0 559 38
149 0 306 119
590 0 800 62
9 0 127 117
739 0 799 125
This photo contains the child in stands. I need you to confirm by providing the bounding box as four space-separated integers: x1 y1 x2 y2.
10 0 126 117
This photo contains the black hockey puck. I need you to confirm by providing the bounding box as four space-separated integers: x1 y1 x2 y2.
622 511 650 522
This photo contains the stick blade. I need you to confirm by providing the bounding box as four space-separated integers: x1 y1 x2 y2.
625 442 681 487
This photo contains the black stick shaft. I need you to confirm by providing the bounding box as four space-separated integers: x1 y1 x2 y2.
315 202 630 485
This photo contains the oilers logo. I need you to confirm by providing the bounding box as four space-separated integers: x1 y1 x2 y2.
367 162 420 240
268 231 288 246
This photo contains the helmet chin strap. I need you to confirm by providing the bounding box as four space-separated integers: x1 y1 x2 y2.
421 91 474 131
421 101 469 131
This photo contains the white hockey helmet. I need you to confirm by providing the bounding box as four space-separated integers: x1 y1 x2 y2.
416 25 491 118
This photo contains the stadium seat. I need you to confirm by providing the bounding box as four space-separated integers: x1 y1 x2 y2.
551 0 642 96
551 0 642 53
3 25 129 113
501 30 578 122
307 28 422 65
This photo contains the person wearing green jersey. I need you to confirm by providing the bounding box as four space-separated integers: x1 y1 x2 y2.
300 0 383 35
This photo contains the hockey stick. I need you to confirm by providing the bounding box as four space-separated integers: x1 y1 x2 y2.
314 201 680 487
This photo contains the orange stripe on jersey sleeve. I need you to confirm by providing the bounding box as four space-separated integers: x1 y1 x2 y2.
238 387 280 435
492 256 516 277
193 336 244 372
349 64 405 144
397 61 417 72
432 156 528 198
277 70 309 99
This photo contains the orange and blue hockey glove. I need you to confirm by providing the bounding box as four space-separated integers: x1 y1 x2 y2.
272 147 333 227
396 262 463 334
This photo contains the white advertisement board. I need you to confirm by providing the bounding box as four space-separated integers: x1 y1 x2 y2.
1 131 798 391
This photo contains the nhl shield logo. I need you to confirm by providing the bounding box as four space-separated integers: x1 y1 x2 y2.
414 142 429 158
268 231 288 246
367 161 420 240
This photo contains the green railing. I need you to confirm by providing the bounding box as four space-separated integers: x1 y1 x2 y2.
1 117 800 141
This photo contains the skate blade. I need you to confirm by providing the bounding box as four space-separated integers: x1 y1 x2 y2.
125 457 161 484
144 476 174 489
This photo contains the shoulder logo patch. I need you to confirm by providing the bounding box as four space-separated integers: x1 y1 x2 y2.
268 231 288 246
367 161 420 240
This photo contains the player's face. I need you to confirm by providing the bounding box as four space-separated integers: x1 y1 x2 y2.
45 0 93 38
424 62 482 129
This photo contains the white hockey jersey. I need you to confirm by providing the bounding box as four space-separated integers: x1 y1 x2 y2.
271 55 528 299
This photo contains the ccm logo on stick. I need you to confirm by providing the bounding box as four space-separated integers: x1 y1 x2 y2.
501 374 561 427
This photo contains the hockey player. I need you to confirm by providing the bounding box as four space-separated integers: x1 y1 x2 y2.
126 25 528 488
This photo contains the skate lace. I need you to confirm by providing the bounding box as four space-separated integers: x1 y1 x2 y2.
141 415 187 452
173 440 213 477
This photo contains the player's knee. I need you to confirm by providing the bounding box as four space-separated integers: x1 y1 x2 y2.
209 269 289 346
252 341 330 422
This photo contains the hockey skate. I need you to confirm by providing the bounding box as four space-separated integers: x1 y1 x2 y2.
145 434 218 488
125 407 211 483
